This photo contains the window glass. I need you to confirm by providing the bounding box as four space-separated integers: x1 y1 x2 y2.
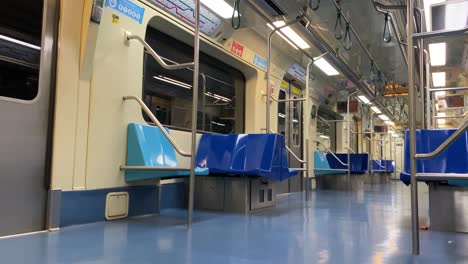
292 97 301 146
143 27 245 134
0 0 42 100
277 90 286 136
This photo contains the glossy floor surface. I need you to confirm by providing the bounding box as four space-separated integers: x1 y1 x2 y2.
1 181 468 263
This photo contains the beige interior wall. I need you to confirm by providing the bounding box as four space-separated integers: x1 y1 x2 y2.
51 1 313 191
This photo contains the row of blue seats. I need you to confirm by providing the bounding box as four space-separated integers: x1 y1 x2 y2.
125 123 298 182
400 129 468 187
315 152 394 175
314 152 370 174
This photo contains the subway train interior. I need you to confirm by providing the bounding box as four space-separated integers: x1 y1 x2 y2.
0 0 467 263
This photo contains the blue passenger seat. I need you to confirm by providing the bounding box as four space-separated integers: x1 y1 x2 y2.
327 153 369 174
371 160 395 173
314 151 347 175
195 133 298 181
400 129 468 186
125 123 209 182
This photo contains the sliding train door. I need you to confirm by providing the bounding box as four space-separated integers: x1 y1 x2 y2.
0 0 58 236
277 81 303 194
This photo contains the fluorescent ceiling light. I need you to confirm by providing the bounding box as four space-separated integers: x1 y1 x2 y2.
378 114 390 121
385 121 395 126
154 75 192 89
428 42 446 66
201 0 239 19
205 92 231 102
313 57 340 76
371 106 382 114
357 95 371 105
267 21 310 50
432 72 446 87
319 135 330 139
0 34 41 50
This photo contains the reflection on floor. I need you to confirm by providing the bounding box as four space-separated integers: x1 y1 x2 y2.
1 181 468 263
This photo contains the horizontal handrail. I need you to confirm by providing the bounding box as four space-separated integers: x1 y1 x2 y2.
120 166 190 171
416 173 468 180
314 140 348 167
318 116 346 123
123 96 191 157
125 31 194 70
429 86 468 92
415 121 468 160
262 92 306 102
412 26 468 40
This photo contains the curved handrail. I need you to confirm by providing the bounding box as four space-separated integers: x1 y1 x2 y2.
125 31 194 70
123 96 191 157
415 121 468 160
345 147 356 154
314 140 348 166
286 145 306 163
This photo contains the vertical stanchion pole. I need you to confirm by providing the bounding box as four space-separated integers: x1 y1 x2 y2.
347 91 358 181
394 135 397 179
369 112 375 175
424 50 431 128
305 60 313 200
305 139 310 201
407 0 420 255
389 133 392 176
419 38 425 129
266 19 301 133
188 0 200 228
201 73 206 131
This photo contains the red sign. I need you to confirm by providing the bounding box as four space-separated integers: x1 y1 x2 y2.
231 40 244 57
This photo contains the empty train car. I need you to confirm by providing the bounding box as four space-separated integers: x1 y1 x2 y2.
0 0 467 262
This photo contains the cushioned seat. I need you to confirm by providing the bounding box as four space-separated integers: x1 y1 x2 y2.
314 151 347 175
195 133 298 181
400 129 468 186
371 160 395 173
125 123 209 182
327 153 369 174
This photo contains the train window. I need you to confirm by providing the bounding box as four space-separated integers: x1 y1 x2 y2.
0 0 42 101
292 96 301 147
142 27 245 134
277 90 286 136
317 107 338 152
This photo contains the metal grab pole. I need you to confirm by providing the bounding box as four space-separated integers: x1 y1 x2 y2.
266 17 302 133
407 0 419 255
347 90 359 180
305 139 310 201
424 50 431 128
188 0 200 228
201 73 206 131
419 39 424 129
369 112 375 174
305 60 313 201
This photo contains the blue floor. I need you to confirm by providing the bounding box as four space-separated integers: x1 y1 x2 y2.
1 182 468 263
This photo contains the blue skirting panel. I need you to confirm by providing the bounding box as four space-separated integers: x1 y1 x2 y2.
60 183 186 227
